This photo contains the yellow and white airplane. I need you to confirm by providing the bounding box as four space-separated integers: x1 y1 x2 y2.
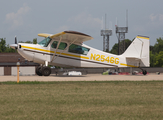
10 31 149 76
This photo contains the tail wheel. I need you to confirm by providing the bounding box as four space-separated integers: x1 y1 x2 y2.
142 70 147 75
36 66 43 76
139 68 147 75
42 67 51 76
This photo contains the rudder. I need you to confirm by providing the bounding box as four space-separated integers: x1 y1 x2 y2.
122 35 149 67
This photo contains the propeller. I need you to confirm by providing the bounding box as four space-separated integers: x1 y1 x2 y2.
15 36 17 44
9 36 18 50
15 36 18 49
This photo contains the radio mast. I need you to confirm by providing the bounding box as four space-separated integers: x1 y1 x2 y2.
101 14 112 52
116 10 128 55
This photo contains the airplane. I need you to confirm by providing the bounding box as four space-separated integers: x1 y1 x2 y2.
10 31 149 76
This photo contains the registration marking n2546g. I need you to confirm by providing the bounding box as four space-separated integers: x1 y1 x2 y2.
90 53 119 64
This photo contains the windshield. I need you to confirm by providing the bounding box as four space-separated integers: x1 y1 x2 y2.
38 37 52 47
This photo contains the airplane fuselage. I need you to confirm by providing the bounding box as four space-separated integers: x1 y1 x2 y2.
17 39 140 68
10 31 149 76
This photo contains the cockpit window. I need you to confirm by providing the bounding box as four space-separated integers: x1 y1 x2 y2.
38 37 52 47
68 44 90 55
51 41 67 50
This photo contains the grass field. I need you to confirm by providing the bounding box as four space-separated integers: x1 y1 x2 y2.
0 81 163 120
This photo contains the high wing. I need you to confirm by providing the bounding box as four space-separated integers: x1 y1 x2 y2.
38 31 93 62
38 31 93 44
38 33 53 38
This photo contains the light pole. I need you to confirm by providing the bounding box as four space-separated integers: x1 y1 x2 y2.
16 62 20 83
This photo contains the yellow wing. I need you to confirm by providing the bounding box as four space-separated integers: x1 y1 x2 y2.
38 33 52 38
38 31 93 43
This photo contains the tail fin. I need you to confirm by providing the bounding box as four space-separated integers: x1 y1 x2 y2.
122 35 149 67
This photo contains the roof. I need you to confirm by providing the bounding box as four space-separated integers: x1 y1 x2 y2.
0 53 39 66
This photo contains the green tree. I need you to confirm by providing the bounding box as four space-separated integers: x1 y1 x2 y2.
125 39 132 50
149 37 163 67
33 38 37 44
150 51 156 67
17 38 37 44
110 43 118 55
25 41 32 44
154 51 163 67
0 38 16 53
150 45 154 52
5 44 15 53
153 37 163 54
19 41 32 43
110 39 132 55
0 38 6 52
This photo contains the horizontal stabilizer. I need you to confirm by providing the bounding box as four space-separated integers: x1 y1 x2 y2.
126 57 140 59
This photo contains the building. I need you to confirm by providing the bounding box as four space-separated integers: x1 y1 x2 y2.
0 53 39 76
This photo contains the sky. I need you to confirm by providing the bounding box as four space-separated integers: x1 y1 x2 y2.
0 0 163 50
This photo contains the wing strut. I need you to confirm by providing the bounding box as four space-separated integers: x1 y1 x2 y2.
51 38 78 62
51 36 62 62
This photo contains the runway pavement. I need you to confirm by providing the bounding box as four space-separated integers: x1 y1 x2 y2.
0 73 163 82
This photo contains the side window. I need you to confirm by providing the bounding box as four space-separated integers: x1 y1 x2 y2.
51 41 58 49
68 44 90 55
51 41 67 50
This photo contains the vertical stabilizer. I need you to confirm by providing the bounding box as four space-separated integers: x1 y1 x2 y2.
122 36 149 67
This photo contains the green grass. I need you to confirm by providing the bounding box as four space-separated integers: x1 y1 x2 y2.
0 81 163 120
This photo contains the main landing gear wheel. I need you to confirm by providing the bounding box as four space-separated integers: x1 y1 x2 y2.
41 66 51 76
36 66 51 76
36 66 43 76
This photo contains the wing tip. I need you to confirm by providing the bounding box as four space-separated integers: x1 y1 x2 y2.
64 31 92 37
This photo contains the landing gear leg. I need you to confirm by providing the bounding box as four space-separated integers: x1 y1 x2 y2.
139 68 147 75
41 61 51 76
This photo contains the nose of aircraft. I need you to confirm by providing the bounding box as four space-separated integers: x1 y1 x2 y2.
17 43 36 61
10 37 36 62
10 43 35 62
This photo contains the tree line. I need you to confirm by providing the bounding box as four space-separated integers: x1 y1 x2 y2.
0 37 163 67
0 38 37 53
109 37 163 67
150 37 163 67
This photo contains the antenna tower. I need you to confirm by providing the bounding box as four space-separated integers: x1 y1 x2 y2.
116 10 128 55
101 14 112 52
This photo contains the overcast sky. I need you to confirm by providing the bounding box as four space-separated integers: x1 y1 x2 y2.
1 0 163 50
